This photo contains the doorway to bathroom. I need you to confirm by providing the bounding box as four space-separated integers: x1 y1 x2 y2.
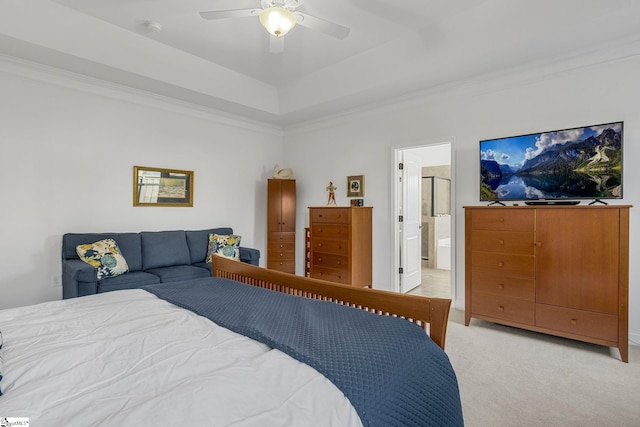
394 142 452 299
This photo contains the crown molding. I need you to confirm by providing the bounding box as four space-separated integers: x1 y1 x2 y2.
284 35 640 137
0 53 283 137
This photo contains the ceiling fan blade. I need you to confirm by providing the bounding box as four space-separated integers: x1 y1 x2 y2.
295 12 350 39
199 9 260 20
269 35 284 54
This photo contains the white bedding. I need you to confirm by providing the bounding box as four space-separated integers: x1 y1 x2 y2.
0 289 363 426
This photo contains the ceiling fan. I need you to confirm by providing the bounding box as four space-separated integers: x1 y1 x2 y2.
200 0 350 52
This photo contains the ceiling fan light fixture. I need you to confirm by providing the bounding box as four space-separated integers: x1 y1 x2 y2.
259 7 296 37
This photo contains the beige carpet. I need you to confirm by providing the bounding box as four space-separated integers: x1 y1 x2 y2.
445 310 640 427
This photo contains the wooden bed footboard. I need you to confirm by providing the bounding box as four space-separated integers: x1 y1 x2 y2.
211 255 452 350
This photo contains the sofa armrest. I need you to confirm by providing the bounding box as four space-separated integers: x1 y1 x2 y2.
62 259 97 299
239 247 260 266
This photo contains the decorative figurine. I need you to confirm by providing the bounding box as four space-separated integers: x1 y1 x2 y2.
326 181 337 205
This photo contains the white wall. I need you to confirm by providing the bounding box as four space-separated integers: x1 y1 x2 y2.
284 55 640 344
0 57 282 309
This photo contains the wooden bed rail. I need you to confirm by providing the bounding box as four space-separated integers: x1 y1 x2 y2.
211 255 452 350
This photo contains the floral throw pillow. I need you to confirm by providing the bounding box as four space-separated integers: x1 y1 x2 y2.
76 239 130 280
206 234 241 263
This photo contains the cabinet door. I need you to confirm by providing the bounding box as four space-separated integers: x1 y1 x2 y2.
267 180 283 233
535 208 619 314
280 180 296 233
268 180 296 233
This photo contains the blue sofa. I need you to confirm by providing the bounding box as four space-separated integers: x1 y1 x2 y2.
62 228 260 299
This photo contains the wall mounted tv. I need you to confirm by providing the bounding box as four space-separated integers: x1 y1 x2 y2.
480 121 623 204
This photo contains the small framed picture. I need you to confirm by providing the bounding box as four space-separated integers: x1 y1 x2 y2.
347 175 364 197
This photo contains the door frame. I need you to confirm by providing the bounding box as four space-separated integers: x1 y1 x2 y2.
391 139 456 301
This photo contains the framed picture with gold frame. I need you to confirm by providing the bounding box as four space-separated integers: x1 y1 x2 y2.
347 175 364 197
133 166 193 207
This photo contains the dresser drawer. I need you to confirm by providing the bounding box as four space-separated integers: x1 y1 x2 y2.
311 208 349 224
267 259 295 272
310 237 348 255
471 272 535 301
311 253 349 270
268 240 296 252
268 232 295 243
268 248 295 259
471 251 534 276
471 230 534 255
471 209 534 231
536 304 618 343
310 266 350 284
472 293 535 325
311 224 349 238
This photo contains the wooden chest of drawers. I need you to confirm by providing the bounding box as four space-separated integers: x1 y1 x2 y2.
308 206 372 287
467 208 536 326
267 232 295 272
464 205 631 362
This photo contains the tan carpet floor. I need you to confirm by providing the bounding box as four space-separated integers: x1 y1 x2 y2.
445 310 640 426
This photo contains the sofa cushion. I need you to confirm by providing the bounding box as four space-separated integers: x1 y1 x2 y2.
144 265 211 283
207 234 241 262
140 231 190 270
192 261 211 271
186 228 233 264
63 233 143 271
97 271 161 293
76 239 129 280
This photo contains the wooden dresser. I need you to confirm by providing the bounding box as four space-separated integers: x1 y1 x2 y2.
267 179 296 274
464 205 630 362
308 206 372 287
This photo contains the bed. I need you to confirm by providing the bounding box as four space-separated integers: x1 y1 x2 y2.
0 255 463 426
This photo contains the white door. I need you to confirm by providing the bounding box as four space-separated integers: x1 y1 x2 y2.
400 150 422 293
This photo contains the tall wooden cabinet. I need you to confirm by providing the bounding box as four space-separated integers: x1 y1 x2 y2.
267 179 296 274
308 206 372 287
464 205 630 362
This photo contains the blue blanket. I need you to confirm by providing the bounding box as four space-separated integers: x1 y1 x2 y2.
144 277 463 426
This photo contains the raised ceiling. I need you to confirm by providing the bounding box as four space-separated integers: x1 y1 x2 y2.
2 0 640 126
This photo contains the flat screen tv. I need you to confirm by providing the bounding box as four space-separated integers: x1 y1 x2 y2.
479 121 623 204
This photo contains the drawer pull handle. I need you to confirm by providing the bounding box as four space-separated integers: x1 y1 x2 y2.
336 261 341 265
571 318 577 326
498 305 504 312
498 261 504 268
499 217 505 223
498 283 505 290
498 239 504 245
279 244 283 248
318 257 323 262
279 253 283 257
318 243 323 247
535 242 542 247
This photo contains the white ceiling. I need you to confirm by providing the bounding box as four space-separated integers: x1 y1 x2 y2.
2 0 640 126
